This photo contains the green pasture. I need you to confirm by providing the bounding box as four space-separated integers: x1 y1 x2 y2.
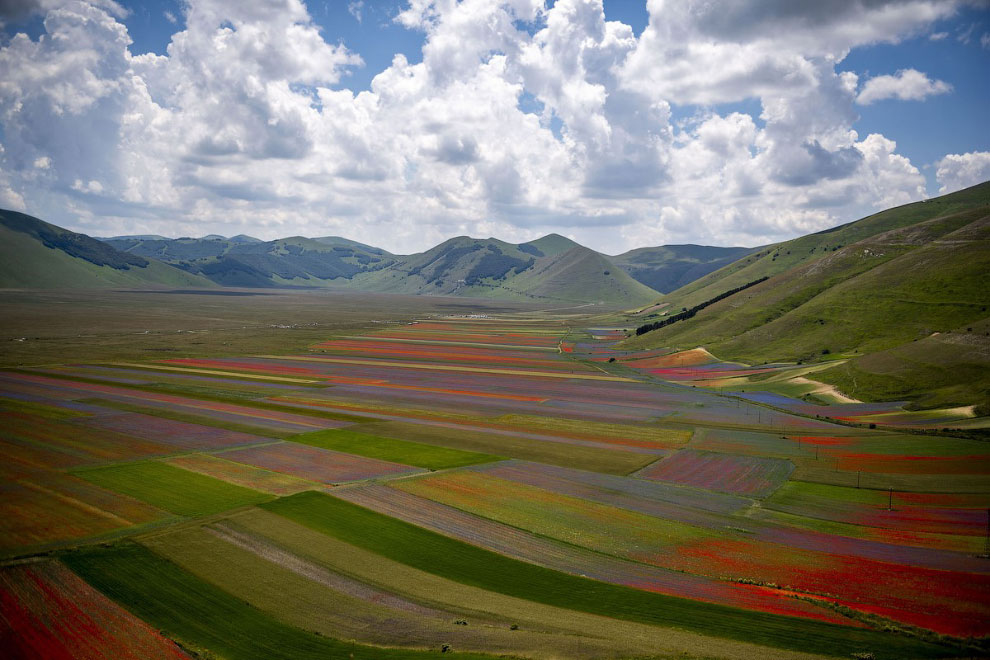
76 462 273 517
260 491 957 659
63 542 495 660
353 420 654 475
290 428 500 470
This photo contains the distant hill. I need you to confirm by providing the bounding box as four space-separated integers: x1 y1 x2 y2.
343 236 660 306
102 235 395 288
0 210 215 289
311 236 393 255
518 233 583 258
13 215 745 307
611 244 757 293
624 181 990 410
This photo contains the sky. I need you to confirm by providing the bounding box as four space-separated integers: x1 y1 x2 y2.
0 0 988 255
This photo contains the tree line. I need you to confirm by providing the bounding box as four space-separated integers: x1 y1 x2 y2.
635 276 769 336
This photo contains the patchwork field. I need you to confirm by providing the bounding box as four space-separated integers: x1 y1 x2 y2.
1 293 988 659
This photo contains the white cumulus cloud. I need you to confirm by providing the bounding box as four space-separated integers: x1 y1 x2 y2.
856 68 953 104
936 152 990 194
0 0 975 253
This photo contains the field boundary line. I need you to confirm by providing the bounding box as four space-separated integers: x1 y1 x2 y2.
109 362 320 384
260 355 639 382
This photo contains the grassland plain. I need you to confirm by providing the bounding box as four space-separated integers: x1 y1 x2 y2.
290 427 501 470
260 491 956 658
76 461 273 516
0 288 542 367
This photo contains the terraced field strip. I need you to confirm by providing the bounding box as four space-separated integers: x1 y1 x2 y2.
274 397 681 456
751 504 988 556
80 408 274 450
227 507 839 660
290 428 501 470
259 355 639 381
386 471 990 637
330 419 659 474
340 335 559 351
634 449 795 498
141 524 578 658
765 481 990 537
8 372 335 427
0 560 189 660
0 473 167 553
345 381 550 402
260 491 954 658
0 395 92 420
218 441 424 484
166 454 319 495
76 461 273 516
63 543 496 660
476 460 990 565
78 398 296 440
394 470 718 557
110 362 320 383
1 410 177 464
472 460 750 517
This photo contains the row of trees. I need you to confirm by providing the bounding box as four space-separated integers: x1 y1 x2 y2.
635 276 769 336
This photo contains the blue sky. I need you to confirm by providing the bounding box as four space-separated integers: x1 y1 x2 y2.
0 1 988 252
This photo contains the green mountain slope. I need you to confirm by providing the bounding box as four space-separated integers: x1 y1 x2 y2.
509 245 660 305
611 244 757 293
344 236 659 306
104 235 394 288
0 210 214 289
624 182 990 409
655 183 990 312
519 233 583 257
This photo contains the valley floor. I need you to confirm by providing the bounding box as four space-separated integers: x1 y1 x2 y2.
1 290 987 659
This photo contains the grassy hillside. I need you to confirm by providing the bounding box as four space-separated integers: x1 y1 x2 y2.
653 182 990 312
624 182 990 409
520 233 583 257
346 236 659 306
509 246 660 305
105 234 394 288
611 244 757 293
0 210 214 289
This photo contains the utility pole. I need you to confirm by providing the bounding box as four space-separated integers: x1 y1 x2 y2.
856 471 861 489
888 487 893 511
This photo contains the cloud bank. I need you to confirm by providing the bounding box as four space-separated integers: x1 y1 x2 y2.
0 0 981 253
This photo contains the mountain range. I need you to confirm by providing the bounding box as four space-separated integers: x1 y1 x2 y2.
2 180 987 408
1 210 754 306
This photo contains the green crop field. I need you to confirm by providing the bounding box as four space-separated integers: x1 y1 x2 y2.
352 420 656 474
62 542 496 660
260 491 955 659
77 462 274 517
290 427 501 470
